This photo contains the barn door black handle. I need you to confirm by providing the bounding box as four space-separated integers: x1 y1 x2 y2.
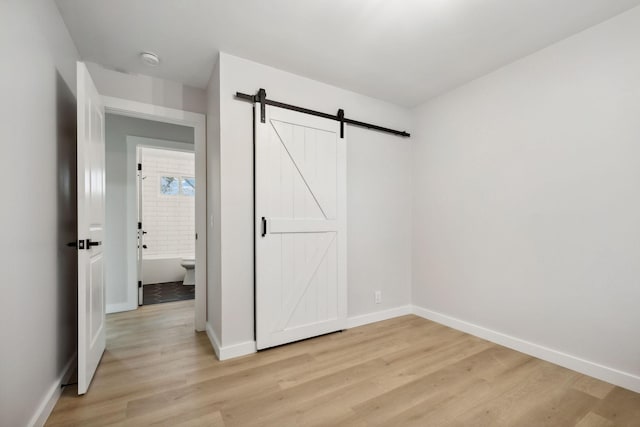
261 217 267 237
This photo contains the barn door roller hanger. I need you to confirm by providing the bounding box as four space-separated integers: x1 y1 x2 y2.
235 88 410 138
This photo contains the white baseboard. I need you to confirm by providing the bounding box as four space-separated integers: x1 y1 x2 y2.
204 306 414 362
412 305 640 393
206 322 222 359
28 352 76 427
347 305 413 329
206 322 256 361
106 301 137 314
219 340 257 360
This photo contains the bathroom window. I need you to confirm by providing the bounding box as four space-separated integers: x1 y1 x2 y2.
181 177 195 196
160 176 179 195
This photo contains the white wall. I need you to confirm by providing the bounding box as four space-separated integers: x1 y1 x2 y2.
206 58 223 341
86 62 207 114
105 115 193 311
215 53 413 348
0 1 79 425
412 6 640 390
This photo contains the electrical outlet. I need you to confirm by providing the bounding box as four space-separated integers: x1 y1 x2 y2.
374 290 382 304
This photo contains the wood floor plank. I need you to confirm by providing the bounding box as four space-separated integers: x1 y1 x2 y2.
445 362 582 426
347 346 533 425
45 300 639 426
573 375 618 400
576 412 615 427
592 387 640 427
382 358 543 427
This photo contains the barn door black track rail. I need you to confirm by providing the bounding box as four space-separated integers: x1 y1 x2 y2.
235 88 410 138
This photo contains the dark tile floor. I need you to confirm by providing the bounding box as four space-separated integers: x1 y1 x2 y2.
143 281 194 305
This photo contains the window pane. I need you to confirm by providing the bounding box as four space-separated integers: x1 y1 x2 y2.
160 176 179 195
182 177 195 196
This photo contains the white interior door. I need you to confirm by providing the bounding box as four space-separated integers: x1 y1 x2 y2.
77 61 106 395
136 147 144 306
256 106 347 350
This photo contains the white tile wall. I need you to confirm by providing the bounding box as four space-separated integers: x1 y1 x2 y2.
140 147 195 259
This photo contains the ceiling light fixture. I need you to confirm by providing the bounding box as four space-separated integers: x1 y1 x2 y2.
140 51 160 67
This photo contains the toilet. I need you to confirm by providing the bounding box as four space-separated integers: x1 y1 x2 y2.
180 258 195 285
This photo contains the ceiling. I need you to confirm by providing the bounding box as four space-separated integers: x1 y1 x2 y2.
55 0 640 107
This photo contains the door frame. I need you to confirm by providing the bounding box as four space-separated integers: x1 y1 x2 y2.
103 96 207 332
130 139 197 305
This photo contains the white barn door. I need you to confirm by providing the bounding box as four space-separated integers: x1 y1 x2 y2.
77 62 106 394
256 106 347 350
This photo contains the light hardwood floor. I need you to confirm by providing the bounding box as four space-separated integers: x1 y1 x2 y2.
46 300 640 426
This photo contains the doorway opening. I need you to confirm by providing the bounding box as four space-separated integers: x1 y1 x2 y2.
103 97 207 332
76 64 208 395
136 145 196 306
